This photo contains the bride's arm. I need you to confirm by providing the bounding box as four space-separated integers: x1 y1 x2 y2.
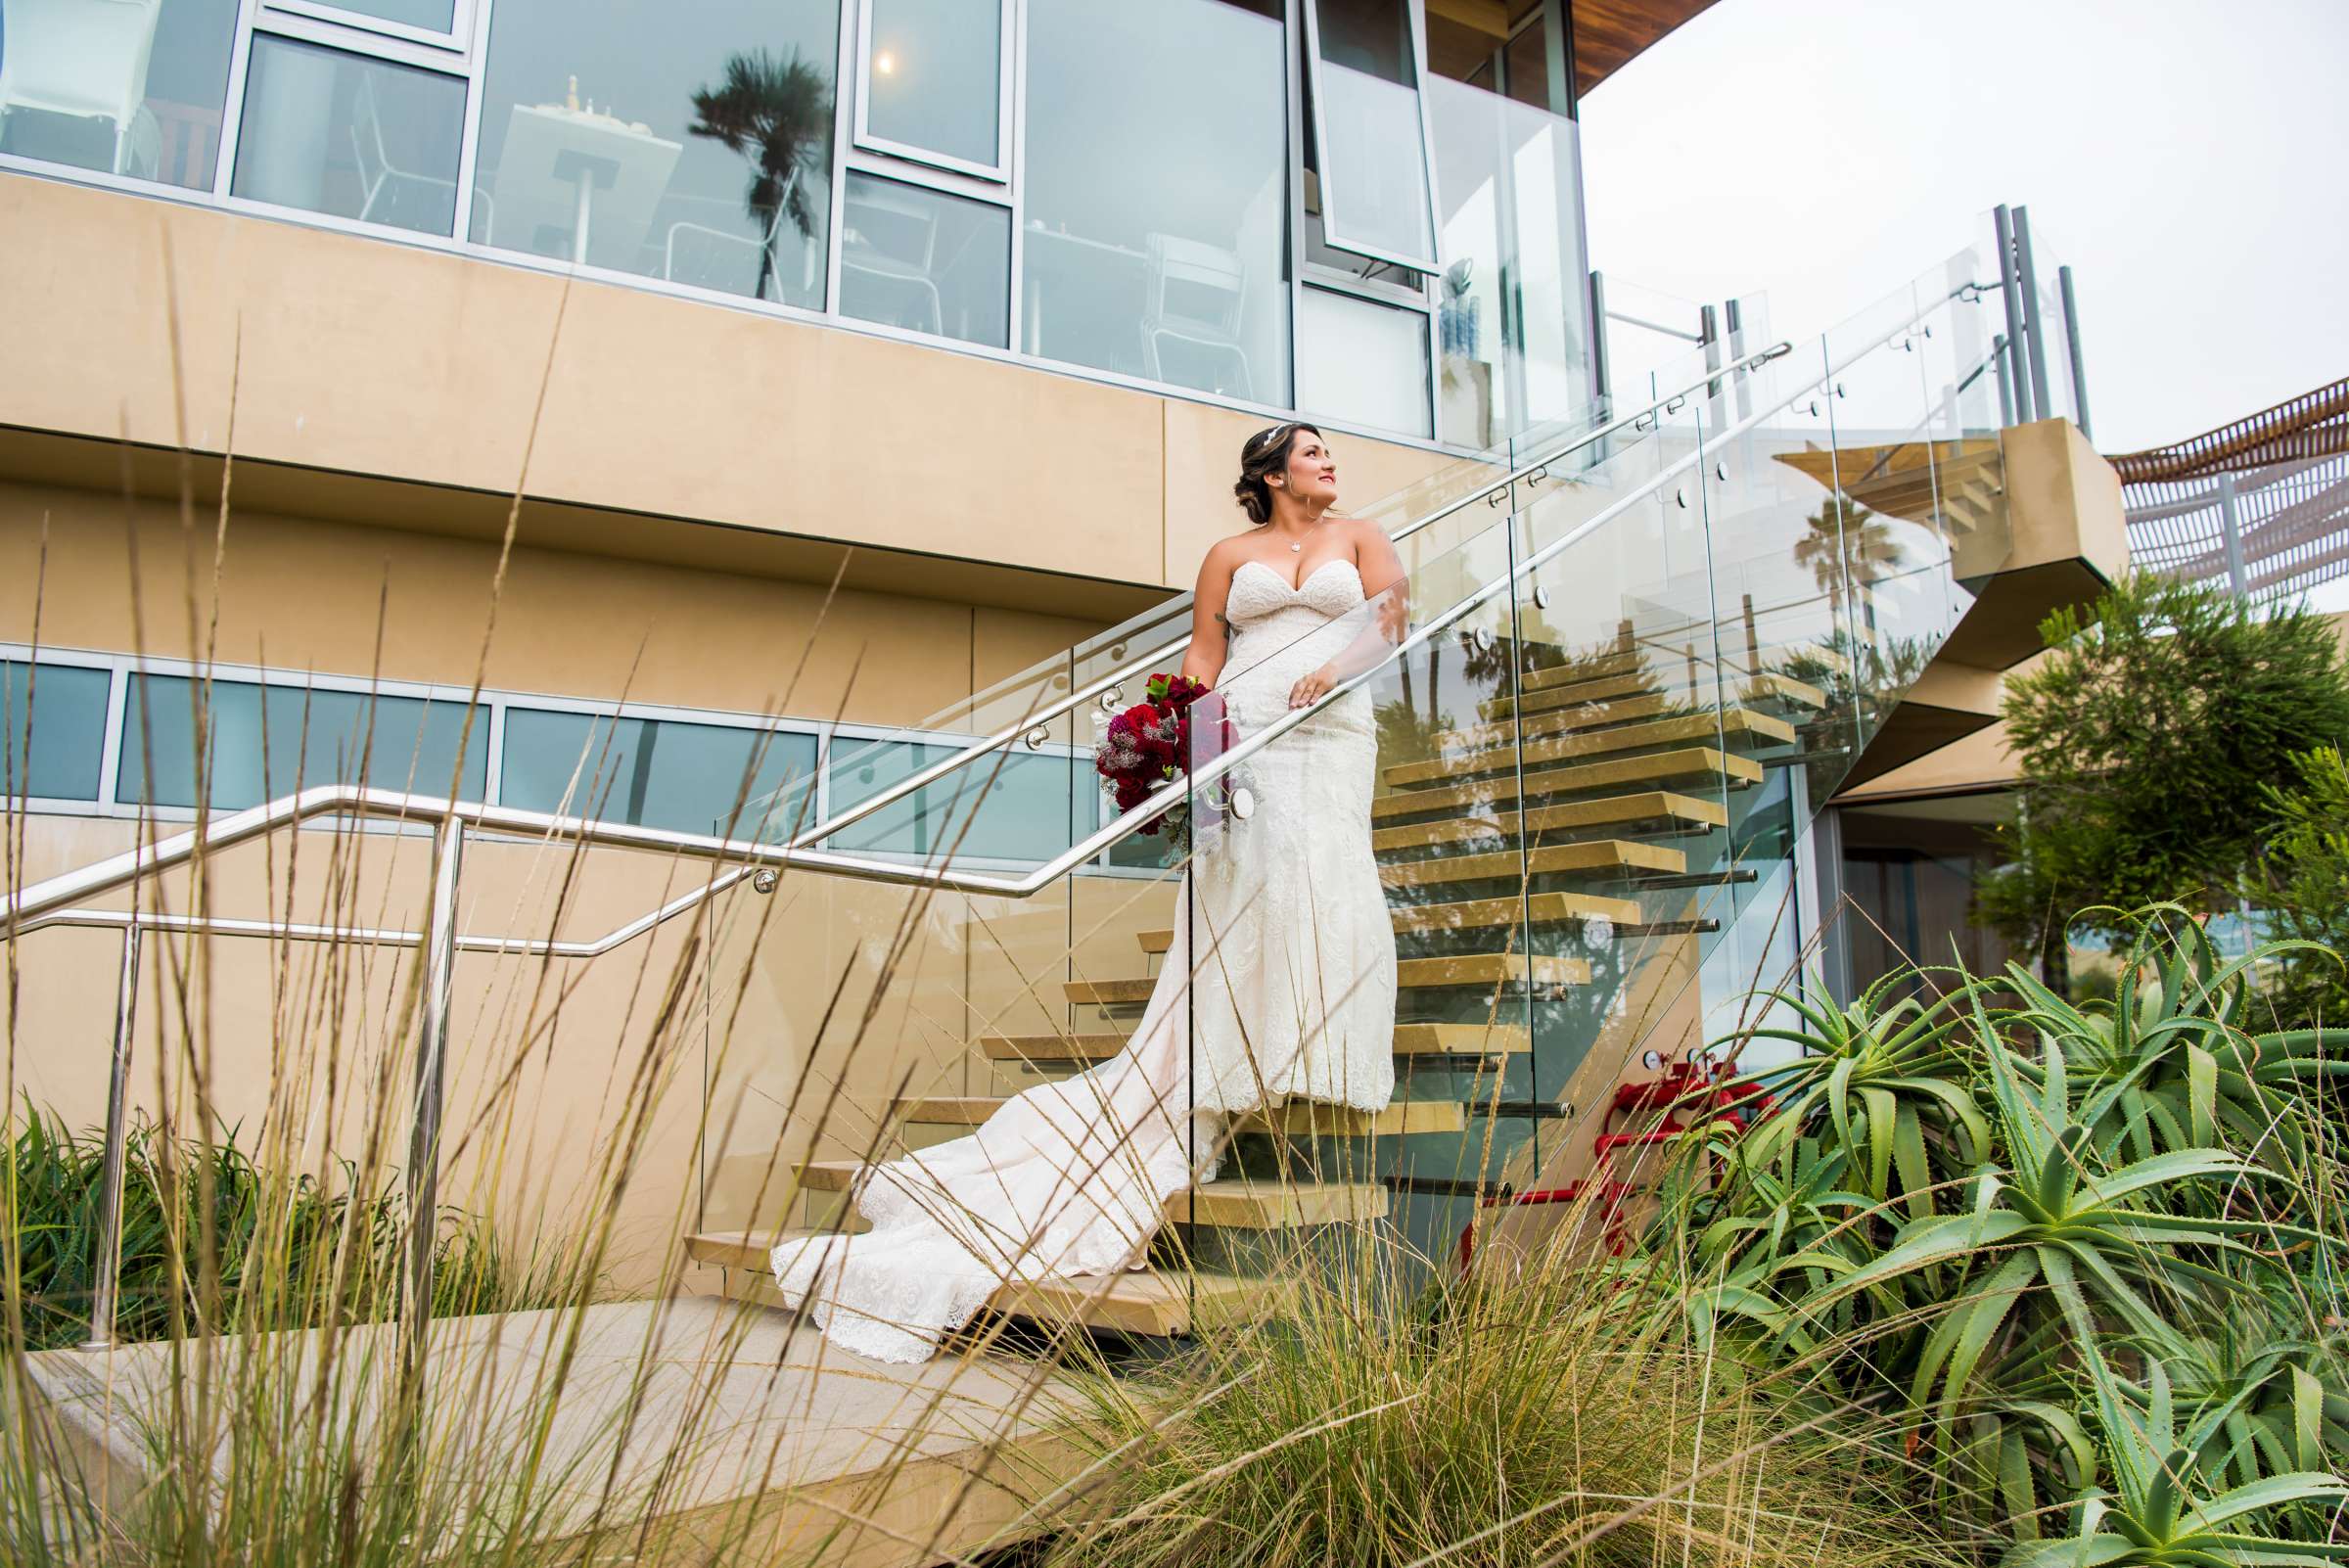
1179 541 1238 687
1288 523 1409 709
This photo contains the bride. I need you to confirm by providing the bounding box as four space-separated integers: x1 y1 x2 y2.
770 421 1407 1363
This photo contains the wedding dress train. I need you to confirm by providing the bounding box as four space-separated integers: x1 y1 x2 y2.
769 558 1398 1363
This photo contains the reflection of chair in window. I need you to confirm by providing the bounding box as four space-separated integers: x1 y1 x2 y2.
665 168 802 300
841 183 944 336
348 70 483 230
1141 234 1252 398
0 0 161 175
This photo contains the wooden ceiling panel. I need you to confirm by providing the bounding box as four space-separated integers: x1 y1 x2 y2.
1570 0 1723 96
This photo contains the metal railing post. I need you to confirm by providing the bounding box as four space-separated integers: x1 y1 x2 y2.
1724 298 1752 420
1588 270 1611 407
1700 301 1723 399
1992 333 2017 428
2217 472 2249 602
1992 206 2036 424
406 816 464 1319
79 924 142 1353
2057 263 2093 440
2012 205 2053 422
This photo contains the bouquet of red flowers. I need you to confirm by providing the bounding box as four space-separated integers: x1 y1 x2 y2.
1093 672 1239 852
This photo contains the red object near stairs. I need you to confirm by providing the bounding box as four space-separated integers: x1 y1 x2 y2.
1454 1057 1775 1273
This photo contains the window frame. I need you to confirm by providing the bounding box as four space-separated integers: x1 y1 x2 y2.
850 0 1016 184
0 643 1144 877
214 1 484 242
1297 0 1444 276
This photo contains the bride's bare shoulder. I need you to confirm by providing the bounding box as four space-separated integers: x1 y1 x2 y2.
1197 532 1260 575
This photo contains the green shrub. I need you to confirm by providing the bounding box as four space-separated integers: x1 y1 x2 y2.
1978 575 2349 983
1644 907 2349 1561
3 1103 568 1351
2252 743 2349 1031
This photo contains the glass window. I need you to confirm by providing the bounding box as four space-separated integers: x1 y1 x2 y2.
1297 286 1431 438
828 739 1091 865
1305 0 1438 268
117 675 487 808
470 0 838 309
0 0 239 191
1425 73 1589 446
839 172 1009 346
0 661 111 801
861 0 1000 170
1023 0 1288 403
499 709 816 836
229 34 466 235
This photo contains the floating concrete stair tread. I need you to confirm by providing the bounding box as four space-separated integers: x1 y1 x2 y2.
1369 790 1725 853
1136 888 1641 953
688 1230 1285 1336
1067 949 1588 1004
1371 747 1764 822
1434 691 1701 751
891 1095 1467 1137
1480 669 1657 716
1519 650 1647 693
983 1021 1530 1065
792 1163 1386 1228
1166 1179 1388 1227
1381 710 1796 790
1379 840 1685 888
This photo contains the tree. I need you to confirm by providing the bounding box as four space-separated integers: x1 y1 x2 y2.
1976 573 2349 979
687 49 833 302
2251 742 2349 1027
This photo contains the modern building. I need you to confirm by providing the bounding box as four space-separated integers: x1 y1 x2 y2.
1 0 2122 1347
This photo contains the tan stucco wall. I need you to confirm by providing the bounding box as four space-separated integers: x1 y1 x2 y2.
0 174 1453 598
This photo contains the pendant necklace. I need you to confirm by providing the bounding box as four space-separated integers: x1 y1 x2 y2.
1289 541 1303 552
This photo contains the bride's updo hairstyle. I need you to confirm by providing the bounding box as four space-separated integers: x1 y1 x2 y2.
1232 420 1323 525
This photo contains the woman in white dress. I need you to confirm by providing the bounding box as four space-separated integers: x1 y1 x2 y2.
770 422 1407 1363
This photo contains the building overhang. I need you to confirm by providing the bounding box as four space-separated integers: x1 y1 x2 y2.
1833 418 2129 795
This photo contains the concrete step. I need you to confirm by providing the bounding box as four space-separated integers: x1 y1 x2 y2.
982 1020 1530 1067
890 1095 1469 1137
1480 669 1827 727
1382 709 1795 791
1372 746 1763 822
1065 951 1589 1006
791 1162 1389 1229
1519 649 1647 693
1379 838 1685 890
1369 789 1725 853
1133 889 1639 955
689 1229 1290 1337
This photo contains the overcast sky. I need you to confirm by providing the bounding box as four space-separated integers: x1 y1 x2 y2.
1577 0 2349 454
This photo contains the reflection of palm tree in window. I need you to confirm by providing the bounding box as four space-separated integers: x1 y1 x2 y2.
1792 496 1898 625
687 49 832 301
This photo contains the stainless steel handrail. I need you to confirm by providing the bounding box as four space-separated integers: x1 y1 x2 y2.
779 341 1793 854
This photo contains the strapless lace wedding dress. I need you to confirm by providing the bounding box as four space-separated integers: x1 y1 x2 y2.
769 557 1398 1362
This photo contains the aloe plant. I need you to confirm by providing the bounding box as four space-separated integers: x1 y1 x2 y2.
1636 911 2349 1560
2004 1360 2349 1566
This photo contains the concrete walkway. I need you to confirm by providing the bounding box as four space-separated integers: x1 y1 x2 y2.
23 1297 1096 1567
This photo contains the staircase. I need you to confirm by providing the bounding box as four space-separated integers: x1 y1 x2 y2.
684 244 2043 1349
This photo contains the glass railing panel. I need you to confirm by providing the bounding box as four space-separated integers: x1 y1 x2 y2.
1909 258 2018 606
1170 511 1539 1277
1691 340 1868 945
1818 278 1961 753
2027 223 2083 430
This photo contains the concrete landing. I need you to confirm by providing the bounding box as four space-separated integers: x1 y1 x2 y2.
22 1297 1095 1567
